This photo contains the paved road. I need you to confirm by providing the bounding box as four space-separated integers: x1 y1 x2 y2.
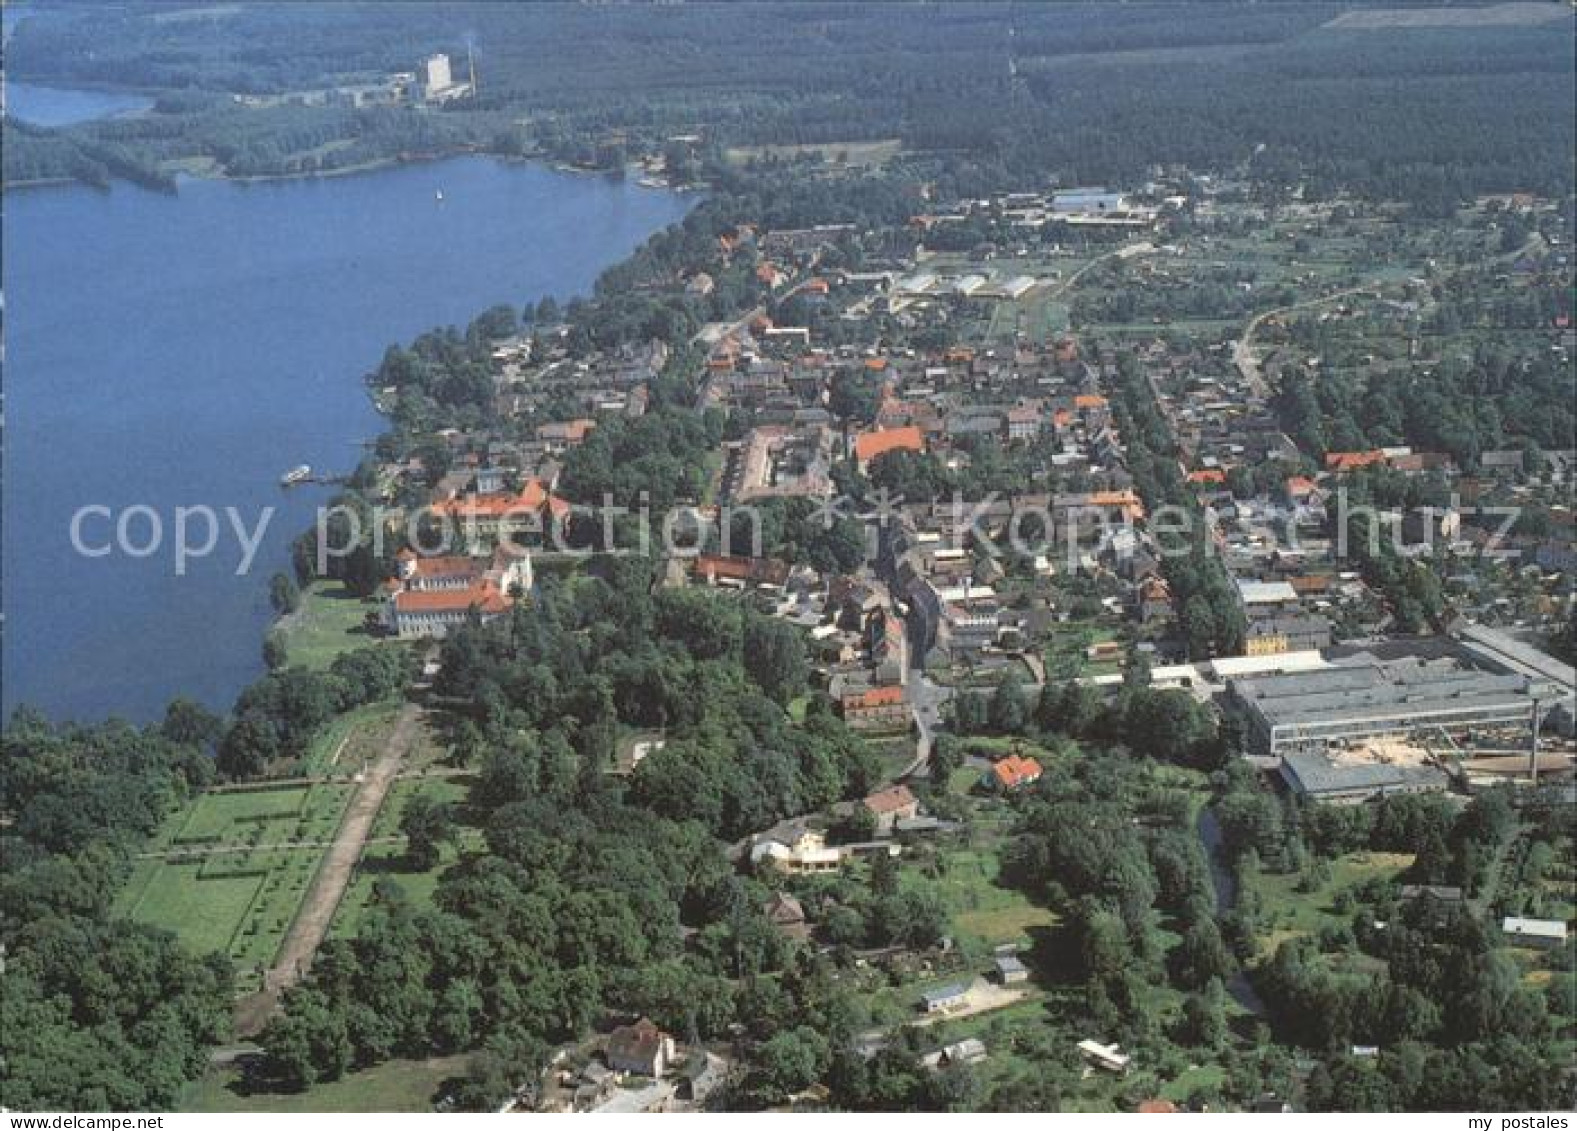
233 702 424 1037
1232 282 1379 399
900 673 952 780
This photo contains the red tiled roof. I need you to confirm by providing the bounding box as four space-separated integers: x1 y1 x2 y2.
842 685 906 710
864 784 917 815
537 418 596 443
993 754 1042 789
1325 450 1385 472
853 426 925 465
693 554 790 586
434 478 570 522
407 555 478 579
394 581 510 615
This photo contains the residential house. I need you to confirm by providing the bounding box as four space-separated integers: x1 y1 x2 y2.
763 892 811 942
606 1018 676 1078
863 784 920 834
990 754 1043 790
840 685 909 732
920 983 969 1015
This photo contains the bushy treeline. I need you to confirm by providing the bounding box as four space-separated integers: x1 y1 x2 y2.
217 647 416 779
1107 349 1247 658
254 559 889 1105
0 711 234 1109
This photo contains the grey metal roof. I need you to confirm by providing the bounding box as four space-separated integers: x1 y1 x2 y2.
1458 623 1576 693
922 983 969 1004
1234 657 1531 731
1280 751 1449 797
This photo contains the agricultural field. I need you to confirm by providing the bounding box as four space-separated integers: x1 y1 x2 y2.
116 781 353 986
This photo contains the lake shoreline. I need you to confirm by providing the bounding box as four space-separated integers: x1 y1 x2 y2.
4 153 697 723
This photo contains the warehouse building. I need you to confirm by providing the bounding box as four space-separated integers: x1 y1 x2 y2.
1226 653 1535 757
1278 749 1450 804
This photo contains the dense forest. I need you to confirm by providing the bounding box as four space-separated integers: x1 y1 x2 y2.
0 709 233 1109
5 2 1574 208
256 561 888 1104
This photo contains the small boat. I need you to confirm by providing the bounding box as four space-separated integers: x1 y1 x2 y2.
435 189 444 203
280 464 312 486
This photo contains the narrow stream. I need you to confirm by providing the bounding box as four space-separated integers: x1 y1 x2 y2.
1197 806 1269 1017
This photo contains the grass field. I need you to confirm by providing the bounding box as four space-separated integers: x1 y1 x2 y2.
913 846 1060 950
182 1055 467 1113
116 781 354 984
1247 851 1415 957
330 775 478 936
277 580 384 670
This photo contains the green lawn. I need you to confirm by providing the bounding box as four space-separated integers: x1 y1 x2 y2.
918 846 1061 949
175 788 308 842
116 782 354 985
1248 851 1415 956
330 776 478 936
303 699 405 775
182 1056 467 1113
278 580 385 671
129 866 265 957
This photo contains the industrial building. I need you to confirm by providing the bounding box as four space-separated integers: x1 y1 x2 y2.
1455 622 1576 734
1226 652 1537 757
1278 749 1450 804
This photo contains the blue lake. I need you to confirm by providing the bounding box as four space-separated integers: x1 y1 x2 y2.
4 81 154 127
3 157 695 722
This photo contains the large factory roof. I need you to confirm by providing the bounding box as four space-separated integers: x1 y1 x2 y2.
1280 750 1450 799
1232 656 1531 731
1457 623 1575 695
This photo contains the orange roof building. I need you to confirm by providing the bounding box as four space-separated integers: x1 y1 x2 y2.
841 685 906 710
839 684 909 731
1088 489 1146 522
1325 450 1386 473
1073 393 1108 410
383 547 532 640
433 478 571 529
1187 468 1226 485
853 425 925 471
992 754 1043 790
